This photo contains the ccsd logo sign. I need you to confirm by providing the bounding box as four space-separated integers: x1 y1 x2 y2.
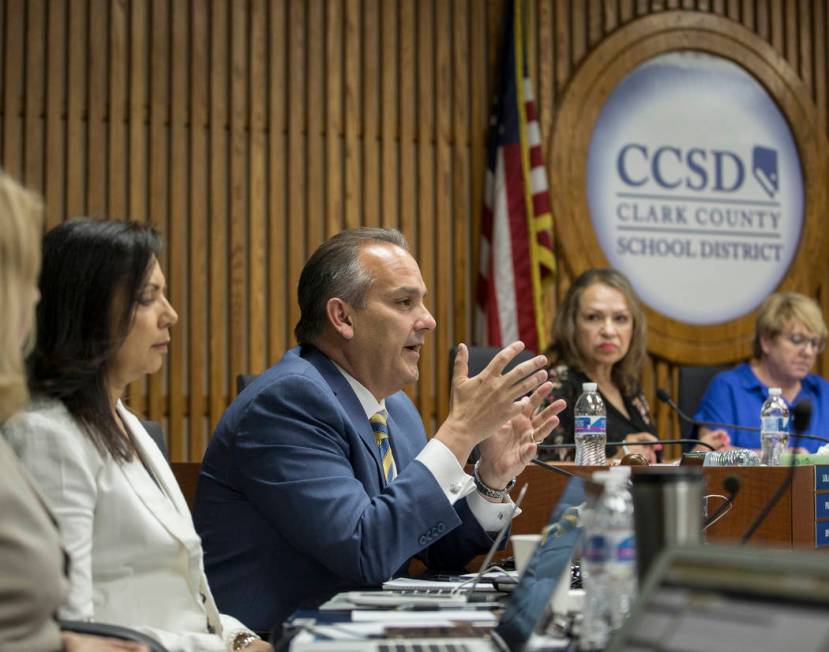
588 52 803 324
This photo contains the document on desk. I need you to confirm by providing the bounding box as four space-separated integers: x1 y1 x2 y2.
382 573 515 592
296 622 381 641
351 610 498 625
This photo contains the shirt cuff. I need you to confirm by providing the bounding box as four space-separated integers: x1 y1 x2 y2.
466 490 521 533
415 438 475 505
415 439 520 532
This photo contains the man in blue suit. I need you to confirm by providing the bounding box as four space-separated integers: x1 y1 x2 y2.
194 228 563 633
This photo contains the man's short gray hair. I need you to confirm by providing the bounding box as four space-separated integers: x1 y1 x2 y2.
294 227 409 344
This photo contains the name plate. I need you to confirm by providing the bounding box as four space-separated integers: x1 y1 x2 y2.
816 466 829 490
817 522 829 548
817 494 829 520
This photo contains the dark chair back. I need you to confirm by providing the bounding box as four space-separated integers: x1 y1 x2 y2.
448 345 538 465
59 620 169 652
677 364 730 436
236 374 258 395
448 345 538 382
140 419 168 459
170 462 201 510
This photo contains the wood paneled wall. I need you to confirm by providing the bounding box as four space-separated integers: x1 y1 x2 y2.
2 0 827 460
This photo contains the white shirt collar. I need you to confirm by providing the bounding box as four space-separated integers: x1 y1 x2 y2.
331 361 386 419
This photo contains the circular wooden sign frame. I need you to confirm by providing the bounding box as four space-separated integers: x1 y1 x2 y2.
549 11 829 364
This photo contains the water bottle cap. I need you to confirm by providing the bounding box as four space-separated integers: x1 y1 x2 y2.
769 387 782 396
592 471 613 484
582 382 598 391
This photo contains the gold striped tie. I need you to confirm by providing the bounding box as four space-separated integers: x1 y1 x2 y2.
370 410 396 484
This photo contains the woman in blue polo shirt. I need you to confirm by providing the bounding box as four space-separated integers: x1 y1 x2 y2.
695 292 829 453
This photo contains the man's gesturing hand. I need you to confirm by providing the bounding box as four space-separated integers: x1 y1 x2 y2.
476 380 565 490
435 341 550 466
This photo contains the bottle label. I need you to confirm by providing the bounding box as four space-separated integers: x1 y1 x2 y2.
611 534 636 563
583 534 608 563
761 416 788 432
575 415 606 434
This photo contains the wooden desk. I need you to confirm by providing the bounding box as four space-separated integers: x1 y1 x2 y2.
509 464 829 550
172 460 829 554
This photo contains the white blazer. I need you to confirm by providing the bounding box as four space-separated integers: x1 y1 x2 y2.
4 398 252 652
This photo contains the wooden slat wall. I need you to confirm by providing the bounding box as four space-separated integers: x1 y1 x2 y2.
1 0 827 460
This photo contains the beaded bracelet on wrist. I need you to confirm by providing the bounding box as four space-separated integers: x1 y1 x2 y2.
472 460 516 500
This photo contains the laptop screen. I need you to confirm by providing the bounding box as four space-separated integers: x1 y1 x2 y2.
607 544 829 652
494 476 586 652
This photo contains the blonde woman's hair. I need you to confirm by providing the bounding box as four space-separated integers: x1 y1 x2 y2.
753 291 828 359
0 171 43 422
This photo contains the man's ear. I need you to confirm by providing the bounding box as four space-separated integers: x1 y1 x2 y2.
326 298 354 340
759 333 773 356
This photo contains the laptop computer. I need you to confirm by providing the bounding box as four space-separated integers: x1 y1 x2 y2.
607 543 829 652
289 476 586 652
345 484 530 609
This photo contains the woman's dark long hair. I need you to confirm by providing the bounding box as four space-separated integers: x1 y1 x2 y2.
29 218 161 462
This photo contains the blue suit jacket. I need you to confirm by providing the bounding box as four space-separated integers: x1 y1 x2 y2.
193 345 493 632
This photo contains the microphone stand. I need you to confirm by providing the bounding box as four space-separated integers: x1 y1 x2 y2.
656 389 758 433
656 388 829 444
789 433 829 446
740 400 813 544
538 439 715 453
530 457 575 478
703 475 741 530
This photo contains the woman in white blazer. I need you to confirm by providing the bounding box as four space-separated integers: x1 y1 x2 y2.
5 219 268 652
0 175 149 651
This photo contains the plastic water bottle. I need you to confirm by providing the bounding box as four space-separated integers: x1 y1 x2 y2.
574 383 606 465
703 449 760 466
579 472 610 650
605 467 636 629
579 470 636 650
760 387 790 466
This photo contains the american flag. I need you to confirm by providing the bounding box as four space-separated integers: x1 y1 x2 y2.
476 0 556 354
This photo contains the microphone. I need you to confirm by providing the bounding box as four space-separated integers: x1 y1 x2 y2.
656 388 829 445
655 388 758 433
741 400 812 544
703 475 741 530
792 399 813 437
538 439 715 452
531 457 575 478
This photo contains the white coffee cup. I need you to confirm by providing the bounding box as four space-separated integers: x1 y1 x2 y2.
510 533 542 576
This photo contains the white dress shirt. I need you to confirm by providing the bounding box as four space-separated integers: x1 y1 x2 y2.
333 363 517 532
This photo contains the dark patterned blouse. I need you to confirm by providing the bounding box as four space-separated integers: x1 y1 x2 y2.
539 364 655 461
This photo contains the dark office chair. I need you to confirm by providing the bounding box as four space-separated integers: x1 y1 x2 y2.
447 345 538 382
140 419 168 459
59 620 169 652
448 345 538 465
236 374 258 395
677 364 730 436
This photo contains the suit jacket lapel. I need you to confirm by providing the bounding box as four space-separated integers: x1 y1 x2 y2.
115 407 224 634
302 345 387 483
115 404 200 551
